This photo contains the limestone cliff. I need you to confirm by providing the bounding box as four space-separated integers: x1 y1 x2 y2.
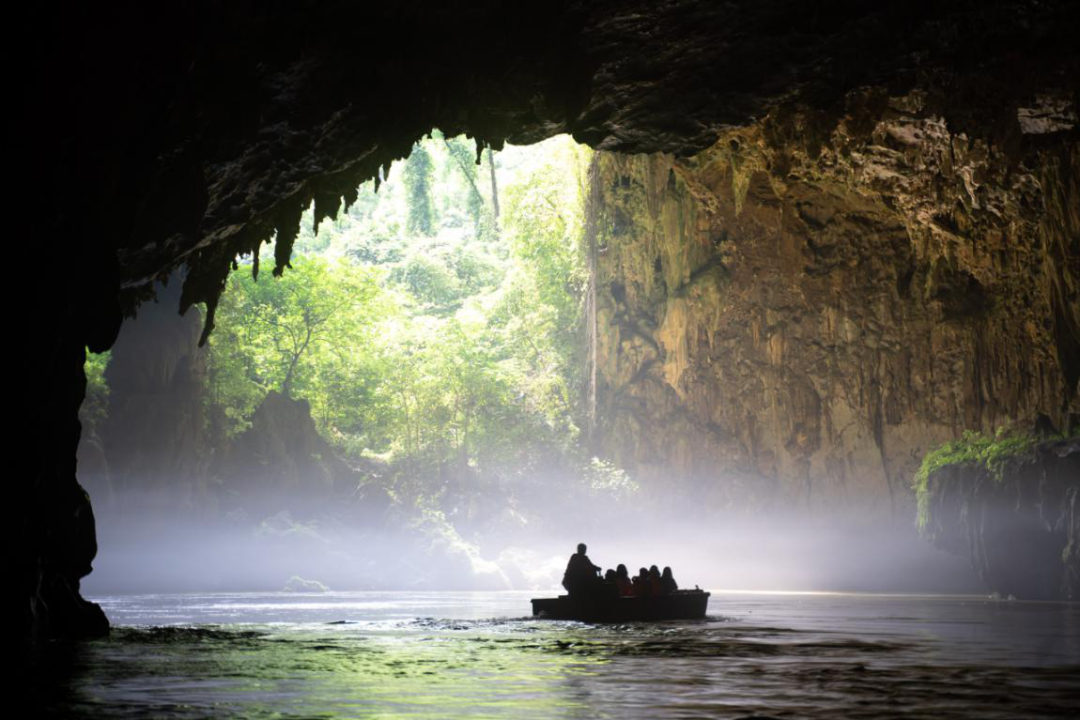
593 91 1079 516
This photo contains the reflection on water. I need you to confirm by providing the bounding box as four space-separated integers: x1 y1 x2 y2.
24 592 1080 718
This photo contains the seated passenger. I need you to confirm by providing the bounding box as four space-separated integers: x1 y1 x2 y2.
601 568 622 599
661 566 678 594
648 565 663 597
633 567 650 596
562 543 601 597
615 564 634 596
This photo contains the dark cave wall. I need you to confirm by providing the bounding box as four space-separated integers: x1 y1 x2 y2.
920 439 1080 600
21 1 1080 639
592 95 1079 516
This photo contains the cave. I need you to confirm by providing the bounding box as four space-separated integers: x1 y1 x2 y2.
22 1 1080 715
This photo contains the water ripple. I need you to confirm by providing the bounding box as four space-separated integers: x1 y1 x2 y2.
23 591 1080 719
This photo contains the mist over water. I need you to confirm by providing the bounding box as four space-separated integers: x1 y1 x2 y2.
84 486 981 597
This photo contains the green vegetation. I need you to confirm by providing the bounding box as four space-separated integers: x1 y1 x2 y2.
205 133 602 510
208 257 385 439
402 142 436 237
913 429 1040 532
81 348 111 436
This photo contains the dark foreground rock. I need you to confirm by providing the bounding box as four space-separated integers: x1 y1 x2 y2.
28 482 110 640
920 438 1079 600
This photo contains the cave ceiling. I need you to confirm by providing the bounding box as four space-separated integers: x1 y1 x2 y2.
35 1 1079 341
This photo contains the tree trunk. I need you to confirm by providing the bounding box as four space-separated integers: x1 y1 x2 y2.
487 147 500 220
583 154 602 447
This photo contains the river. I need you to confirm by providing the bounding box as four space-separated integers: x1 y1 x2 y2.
25 591 1080 718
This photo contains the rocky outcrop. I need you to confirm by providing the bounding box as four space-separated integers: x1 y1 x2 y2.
592 92 1079 516
32 2 1079 329
216 391 357 514
27 482 110 640
919 439 1079 600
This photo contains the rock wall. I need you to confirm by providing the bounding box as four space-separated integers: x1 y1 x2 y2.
920 439 1079 600
593 91 1079 517
82 280 210 514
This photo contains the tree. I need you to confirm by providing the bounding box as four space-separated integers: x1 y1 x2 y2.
81 349 112 436
391 252 462 308
442 136 485 231
208 256 384 437
403 142 436 236
497 140 591 440
206 135 596 488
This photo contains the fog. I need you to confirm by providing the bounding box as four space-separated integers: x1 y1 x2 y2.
82 485 982 597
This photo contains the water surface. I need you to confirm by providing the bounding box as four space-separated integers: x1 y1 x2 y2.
26 591 1080 718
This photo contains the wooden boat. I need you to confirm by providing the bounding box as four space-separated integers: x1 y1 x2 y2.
531 588 710 622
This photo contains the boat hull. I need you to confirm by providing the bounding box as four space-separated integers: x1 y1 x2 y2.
531 589 710 622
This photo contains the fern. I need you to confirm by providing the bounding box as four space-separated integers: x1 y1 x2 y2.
913 429 1042 533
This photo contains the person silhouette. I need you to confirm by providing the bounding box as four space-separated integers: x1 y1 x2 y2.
562 543 601 597
661 566 678 594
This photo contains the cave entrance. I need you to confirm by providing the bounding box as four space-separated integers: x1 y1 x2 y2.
79 132 634 593
78 121 1003 599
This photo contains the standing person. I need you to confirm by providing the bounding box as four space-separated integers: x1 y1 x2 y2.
562 543 601 597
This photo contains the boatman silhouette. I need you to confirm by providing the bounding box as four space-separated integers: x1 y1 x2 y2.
562 543 601 597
